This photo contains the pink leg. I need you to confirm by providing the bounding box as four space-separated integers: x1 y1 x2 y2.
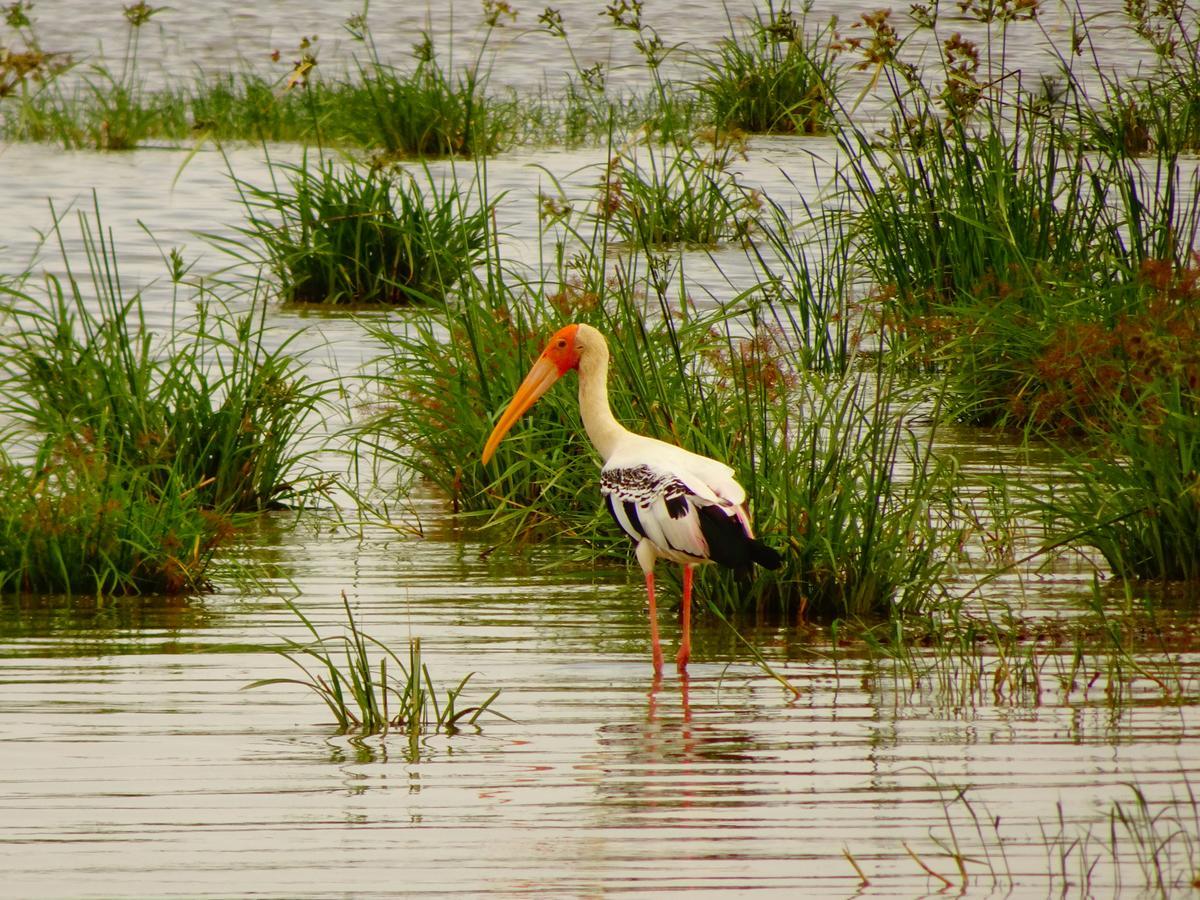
676 565 693 672
645 571 663 675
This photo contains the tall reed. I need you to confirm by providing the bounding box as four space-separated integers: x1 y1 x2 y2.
835 6 1200 425
696 1 840 135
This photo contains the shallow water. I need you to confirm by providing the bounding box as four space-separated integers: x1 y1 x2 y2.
3 503 1198 897
2 2 1200 896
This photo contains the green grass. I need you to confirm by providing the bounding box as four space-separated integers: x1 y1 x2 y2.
0 437 233 596
1082 0 1200 156
0 5 515 155
739 188 860 373
696 1 840 136
177 71 320 143
222 154 493 305
1035 378 1200 581
822 5 1200 585
587 134 759 246
246 593 504 738
321 18 513 159
834 5 1200 419
0 198 335 513
1 0 165 149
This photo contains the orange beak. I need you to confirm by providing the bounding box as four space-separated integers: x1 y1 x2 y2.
481 356 564 464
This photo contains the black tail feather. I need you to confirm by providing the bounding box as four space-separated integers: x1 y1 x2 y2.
698 505 783 571
749 538 783 570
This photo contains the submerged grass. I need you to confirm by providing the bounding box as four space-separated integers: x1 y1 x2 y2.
862 773 1200 895
246 593 503 737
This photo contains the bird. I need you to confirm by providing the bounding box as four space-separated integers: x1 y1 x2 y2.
481 322 782 675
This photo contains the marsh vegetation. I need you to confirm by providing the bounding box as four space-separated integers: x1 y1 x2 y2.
1 0 1199 894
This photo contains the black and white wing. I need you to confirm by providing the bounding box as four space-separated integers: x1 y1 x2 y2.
599 437 780 571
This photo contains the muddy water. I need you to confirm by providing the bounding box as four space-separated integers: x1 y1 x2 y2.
3 2 1200 896
3 499 1198 897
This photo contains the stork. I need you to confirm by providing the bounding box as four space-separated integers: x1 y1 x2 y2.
481 323 782 674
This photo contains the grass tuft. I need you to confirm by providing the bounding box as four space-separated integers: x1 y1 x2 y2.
0 437 232 596
246 592 504 737
224 154 493 305
0 198 335 513
591 134 759 246
696 1 841 136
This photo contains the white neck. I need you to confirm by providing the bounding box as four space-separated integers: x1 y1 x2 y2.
576 330 630 463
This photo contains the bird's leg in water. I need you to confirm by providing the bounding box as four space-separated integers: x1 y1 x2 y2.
645 571 663 675
676 564 693 671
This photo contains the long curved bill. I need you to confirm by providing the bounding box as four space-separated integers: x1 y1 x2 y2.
481 357 563 464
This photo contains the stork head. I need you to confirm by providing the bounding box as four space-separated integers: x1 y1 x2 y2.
481 324 583 464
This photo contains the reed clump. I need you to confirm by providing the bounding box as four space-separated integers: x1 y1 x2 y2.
696 1 840 136
0 201 333 514
2 1 166 149
323 12 513 159
591 134 760 246
226 155 492 305
0 438 232 596
830 5 1200 586
837 6 1199 426
1034 379 1200 582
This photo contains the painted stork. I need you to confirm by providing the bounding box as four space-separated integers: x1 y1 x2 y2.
481 323 782 675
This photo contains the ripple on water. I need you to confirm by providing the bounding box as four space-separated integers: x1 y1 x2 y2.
2 1 1199 893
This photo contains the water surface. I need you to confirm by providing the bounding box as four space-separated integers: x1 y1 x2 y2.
1 2 1198 896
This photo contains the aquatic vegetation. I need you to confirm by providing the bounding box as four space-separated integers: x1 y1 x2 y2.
1083 0 1200 156
589 134 759 246
739 189 861 374
3 1 166 149
858 577 1200 711
0 438 232 596
246 593 504 737
1037 380 1200 581
857 774 1200 894
841 84 1123 369
179 70 319 143
0 1 71 99
695 1 840 136
822 4 1200 585
836 5 1200 429
0 201 334 512
225 154 493 305
322 12 513 159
